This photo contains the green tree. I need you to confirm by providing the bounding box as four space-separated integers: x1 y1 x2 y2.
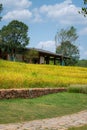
55 26 79 65
0 4 3 59
0 3 3 21
0 20 29 61
24 48 39 63
76 59 87 67
83 0 87 15
55 26 78 46
56 41 79 65
79 0 87 16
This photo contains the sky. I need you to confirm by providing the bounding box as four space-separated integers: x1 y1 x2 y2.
0 0 87 59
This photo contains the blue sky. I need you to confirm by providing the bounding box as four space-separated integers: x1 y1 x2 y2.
0 0 87 59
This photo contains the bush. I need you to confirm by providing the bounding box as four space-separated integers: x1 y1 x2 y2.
68 84 87 94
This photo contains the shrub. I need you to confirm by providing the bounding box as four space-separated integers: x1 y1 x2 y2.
68 84 87 94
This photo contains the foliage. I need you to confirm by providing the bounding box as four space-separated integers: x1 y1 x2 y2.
24 48 39 63
0 4 3 46
79 0 87 16
76 59 87 67
0 92 87 124
0 20 29 61
0 60 87 89
55 26 79 65
68 84 87 94
56 41 79 65
55 26 78 46
0 3 3 21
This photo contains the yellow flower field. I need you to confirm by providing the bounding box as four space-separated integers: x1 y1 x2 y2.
0 60 87 89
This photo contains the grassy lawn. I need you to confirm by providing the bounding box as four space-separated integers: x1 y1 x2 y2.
68 125 87 130
0 60 87 89
0 92 87 124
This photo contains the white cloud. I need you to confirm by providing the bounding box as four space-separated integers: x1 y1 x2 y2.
34 0 87 25
79 46 84 51
1 0 87 24
1 0 32 21
0 0 32 10
79 27 87 35
78 46 87 59
80 50 87 59
32 8 42 22
84 51 87 56
64 0 72 4
3 10 32 21
39 0 72 16
37 40 56 52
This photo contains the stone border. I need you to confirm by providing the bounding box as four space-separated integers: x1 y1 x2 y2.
1 110 86 130
0 88 67 99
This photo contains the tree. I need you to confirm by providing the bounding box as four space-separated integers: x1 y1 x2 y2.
24 48 39 63
0 20 29 61
0 3 3 21
82 0 87 16
55 26 79 65
0 4 3 59
55 26 78 46
76 59 87 67
56 41 79 65
79 0 87 16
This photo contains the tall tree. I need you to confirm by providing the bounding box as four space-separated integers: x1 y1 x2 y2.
0 3 3 21
55 26 78 47
56 41 79 65
0 3 3 57
55 26 79 65
0 20 29 61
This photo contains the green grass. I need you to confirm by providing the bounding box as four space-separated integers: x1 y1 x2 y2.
68 84 87 94
0 60 87 89
0 92 87 124
68 125 87 130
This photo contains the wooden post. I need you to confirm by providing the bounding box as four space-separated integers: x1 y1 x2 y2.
54 57 56 65
46 56 50 64
60 56 65 66
0 49 1 59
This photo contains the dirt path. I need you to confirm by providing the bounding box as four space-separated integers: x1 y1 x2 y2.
0 110 87 130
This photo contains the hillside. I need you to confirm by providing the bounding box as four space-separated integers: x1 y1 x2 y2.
0 60 87 89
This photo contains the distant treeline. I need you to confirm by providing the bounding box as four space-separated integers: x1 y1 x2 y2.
76 60 87 67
